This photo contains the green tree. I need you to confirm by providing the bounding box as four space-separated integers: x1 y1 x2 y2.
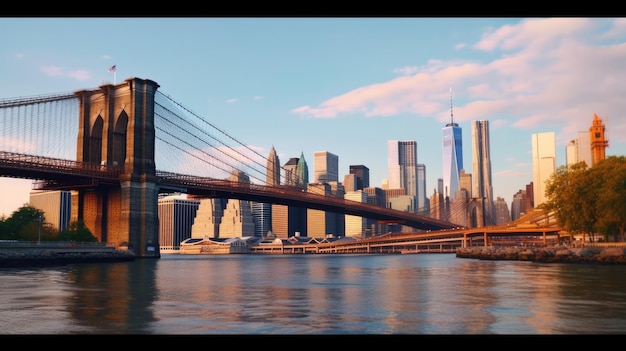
544 162 601 243
0 205 45 241
58 220 97 242
594 156 626 242
571 165 602 243
543 163 579 230
0 217 7 240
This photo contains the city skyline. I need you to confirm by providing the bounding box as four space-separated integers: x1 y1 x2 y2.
1 17 626 217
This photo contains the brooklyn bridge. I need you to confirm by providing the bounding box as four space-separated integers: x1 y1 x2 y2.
0 77 560 258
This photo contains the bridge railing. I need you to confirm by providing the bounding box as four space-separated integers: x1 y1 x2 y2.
0 151 124 179
156 170 460 230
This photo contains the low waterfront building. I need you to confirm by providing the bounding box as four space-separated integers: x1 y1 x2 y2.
179 236 251 254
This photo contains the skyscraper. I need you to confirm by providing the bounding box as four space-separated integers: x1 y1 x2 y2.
417 164 427 213
296 151 309 189
442 87 463 200
272 155 307 238
459 169 472 198
29 190 71 232
566 132 592 167
343 173 357 192
471 120 494 226
190 197 226 239
219 198 255 238
256 146 280 237
158 196 200 252
282 157 299 186
266 146 281 186
314 151 338 183
250 202 271 238
344 190 368 238
387 140 418 212
349 165 370 190
307 182 335 237
494 196 511 224
590 113 608 166
217 170 255 238
531 131 556 208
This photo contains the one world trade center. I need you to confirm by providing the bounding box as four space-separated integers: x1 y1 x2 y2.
442 87 463 200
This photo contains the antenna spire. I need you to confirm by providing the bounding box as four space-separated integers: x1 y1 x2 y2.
450 86 454 124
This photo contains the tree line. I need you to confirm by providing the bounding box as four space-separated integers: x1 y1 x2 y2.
542 155 626 243
0 205 96 242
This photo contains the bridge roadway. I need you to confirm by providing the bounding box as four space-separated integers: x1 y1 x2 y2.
249 226 563 254
0 151 460 231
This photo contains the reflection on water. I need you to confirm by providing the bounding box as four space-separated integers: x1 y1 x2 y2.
1 254 626 334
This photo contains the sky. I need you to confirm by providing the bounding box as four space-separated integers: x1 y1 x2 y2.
1 17 625 218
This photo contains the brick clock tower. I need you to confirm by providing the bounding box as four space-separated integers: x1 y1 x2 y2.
589 113 609 167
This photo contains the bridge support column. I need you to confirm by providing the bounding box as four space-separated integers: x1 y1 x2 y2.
75 77 161 258
74 188 114 244
119 174 160 257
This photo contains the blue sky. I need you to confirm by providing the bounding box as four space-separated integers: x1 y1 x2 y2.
1 17 625 217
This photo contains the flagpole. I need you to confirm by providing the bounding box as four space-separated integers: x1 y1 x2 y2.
109 65 117 84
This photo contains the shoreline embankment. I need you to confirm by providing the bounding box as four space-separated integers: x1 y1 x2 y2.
0 248 136 268
456 245 626 264
4 244 626 268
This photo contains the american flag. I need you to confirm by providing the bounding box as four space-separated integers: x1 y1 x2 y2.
109 65 116 73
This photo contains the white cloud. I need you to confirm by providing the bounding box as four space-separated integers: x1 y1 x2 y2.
392 66 418 76
0 137 37 153
40 66 63 77
40 66 92 81
67 70 91 81
603 18 626 38
290 18 626 148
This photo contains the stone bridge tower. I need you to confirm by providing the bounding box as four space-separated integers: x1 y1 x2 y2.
74 77 160 258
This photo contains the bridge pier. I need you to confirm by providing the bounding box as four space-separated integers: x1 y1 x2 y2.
119 174 160 257
75 78 161 258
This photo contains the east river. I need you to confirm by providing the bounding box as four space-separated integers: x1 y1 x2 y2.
1 253 625 335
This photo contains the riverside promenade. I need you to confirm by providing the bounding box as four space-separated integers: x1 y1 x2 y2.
456 244 626 264
0 242 136 268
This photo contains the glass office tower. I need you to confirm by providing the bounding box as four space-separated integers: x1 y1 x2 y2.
314 151 339 183
29 190 71 232
296 151 309 189
442 120 463 200
387 140 418 212
471 120 494 226
417 164 427 213
349 165 370 190
531 131 556 208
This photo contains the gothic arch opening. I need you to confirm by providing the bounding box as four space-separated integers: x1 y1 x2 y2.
89 116 103 165
112 111 128 167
